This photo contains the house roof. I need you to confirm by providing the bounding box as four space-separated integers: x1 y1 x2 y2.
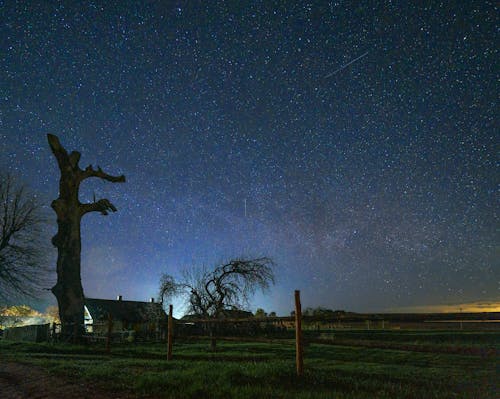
84 298 167 323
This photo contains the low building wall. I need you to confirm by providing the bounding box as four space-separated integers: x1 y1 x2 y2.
4 323 50 342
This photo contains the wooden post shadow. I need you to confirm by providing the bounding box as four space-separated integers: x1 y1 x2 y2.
167 304 173 360
295 290 303 377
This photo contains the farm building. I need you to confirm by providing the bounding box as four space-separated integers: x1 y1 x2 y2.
84 296 167 340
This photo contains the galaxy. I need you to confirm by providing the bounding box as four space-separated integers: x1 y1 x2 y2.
0 1 497 315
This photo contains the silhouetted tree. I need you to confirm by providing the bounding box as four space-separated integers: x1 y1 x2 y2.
159 257 275 351
303 306 338 318
47 134 125 340
0 174 48 301
0 304 43 328
255 308 267 318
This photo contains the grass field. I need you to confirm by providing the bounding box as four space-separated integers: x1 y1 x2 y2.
1 330 498 398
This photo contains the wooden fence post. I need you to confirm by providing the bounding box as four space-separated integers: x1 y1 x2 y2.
295 290 303 377
167 304 173 360
106 313 113 353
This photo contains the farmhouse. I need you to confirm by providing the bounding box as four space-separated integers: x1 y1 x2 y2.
84 296 167 340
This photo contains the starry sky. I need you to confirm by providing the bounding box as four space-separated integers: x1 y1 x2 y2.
1 1 498 316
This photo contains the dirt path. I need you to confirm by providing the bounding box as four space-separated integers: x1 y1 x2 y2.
0 362 132 399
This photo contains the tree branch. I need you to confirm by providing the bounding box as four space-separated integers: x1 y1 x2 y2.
79 165 126 183
0 173 49 300
47 134 70 169
80 199 118 216
68 151 81 169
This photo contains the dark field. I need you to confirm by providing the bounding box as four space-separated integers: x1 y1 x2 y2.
1 330 498 399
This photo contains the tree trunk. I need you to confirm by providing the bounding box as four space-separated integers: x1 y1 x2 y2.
209 328 217 352
47 134 125 341
52 213 84 339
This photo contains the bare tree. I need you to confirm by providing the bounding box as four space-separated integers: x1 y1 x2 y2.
47 134 125 339
159 257 275 350
0 174 49 301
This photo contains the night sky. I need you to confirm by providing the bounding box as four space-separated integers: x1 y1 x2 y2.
1 1 498 315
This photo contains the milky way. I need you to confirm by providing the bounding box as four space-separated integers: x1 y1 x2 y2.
1 1 497 315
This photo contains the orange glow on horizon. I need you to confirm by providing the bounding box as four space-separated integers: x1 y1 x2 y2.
389 301 500 313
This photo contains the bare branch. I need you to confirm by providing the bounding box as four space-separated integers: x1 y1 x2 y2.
48 134 125 185
79 165 126 183
68 151 81 169
80 199 118 216
0 174 50 301
47 134 70 169
158 274 179 303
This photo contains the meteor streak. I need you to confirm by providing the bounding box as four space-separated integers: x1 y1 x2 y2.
325 51 369 78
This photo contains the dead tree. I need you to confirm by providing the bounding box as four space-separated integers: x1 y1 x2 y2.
159 257 275 351
47 134 125 339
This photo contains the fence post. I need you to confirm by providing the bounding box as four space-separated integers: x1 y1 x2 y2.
167 304 173 360
106 313 113 353
295 290 303 377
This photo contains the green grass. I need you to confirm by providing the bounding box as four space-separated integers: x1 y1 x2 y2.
1 331 498 398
